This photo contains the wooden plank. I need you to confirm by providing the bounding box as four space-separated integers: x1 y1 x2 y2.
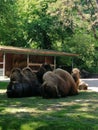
28 63 54 67
28 63 42 66
3 53 5 76
0 45 79 57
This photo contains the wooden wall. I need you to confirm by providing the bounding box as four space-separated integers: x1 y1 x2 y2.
4 53 54 76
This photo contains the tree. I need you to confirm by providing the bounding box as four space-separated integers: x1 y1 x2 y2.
0 0 98 72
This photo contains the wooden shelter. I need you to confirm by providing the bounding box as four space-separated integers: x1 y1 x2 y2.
0 45 78 77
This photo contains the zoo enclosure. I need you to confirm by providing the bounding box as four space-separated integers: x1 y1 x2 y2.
0 45 78 77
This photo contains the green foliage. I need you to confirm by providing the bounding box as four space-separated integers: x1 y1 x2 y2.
0 0 98 72
64 30 96 69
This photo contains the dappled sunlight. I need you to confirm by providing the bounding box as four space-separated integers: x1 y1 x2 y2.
20 122 46 130
0 89 6 94
46 101 78 111
0 89 98 130
3 107 45 115
65 112 97 120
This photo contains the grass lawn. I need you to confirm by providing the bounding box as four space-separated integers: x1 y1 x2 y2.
0 82 98 130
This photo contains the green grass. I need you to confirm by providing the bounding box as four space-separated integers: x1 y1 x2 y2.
0 82 9 89
0 82 98 130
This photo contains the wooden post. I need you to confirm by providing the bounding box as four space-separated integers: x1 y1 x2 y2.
3 52 5 77
54 56 56 69
45 56 47 64
72 57 74 69
27 54 29 67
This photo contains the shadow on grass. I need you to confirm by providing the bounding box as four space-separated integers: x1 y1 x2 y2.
0 90 98 130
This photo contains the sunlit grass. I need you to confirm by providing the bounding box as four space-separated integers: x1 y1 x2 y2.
0 82 98 130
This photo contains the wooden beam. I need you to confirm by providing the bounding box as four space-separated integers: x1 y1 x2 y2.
27 54 29 67
54 56 56 69
0 45 79 57
3 53 5 77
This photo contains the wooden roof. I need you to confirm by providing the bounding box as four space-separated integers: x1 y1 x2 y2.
0 45 78 57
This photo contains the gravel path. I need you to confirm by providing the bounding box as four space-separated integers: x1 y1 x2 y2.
81 78 98 92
